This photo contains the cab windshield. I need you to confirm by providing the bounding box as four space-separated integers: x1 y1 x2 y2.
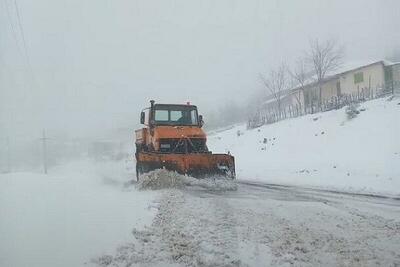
154 105 198 126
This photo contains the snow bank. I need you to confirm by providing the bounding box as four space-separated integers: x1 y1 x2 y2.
208 97 400 196
0 159 159 267
137 169 237 191
136 169 187 190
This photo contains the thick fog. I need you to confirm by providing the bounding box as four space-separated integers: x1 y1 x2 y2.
1 0 400 169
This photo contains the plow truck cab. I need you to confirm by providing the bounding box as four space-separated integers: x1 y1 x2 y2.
135 100 235 180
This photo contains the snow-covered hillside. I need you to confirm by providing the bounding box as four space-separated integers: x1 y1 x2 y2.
208 97 400 196
0 160 158 267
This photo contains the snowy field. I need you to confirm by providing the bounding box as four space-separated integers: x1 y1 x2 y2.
208 97 400 196
0 160 158 267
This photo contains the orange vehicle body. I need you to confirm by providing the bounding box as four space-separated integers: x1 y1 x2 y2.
134 101 235 179
135 126 206 152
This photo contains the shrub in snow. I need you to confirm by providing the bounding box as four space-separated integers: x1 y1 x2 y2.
387 95 395 101
93 255 113 266
345 103 360 120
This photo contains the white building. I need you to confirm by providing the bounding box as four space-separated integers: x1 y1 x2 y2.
262 60 399 112
250 60 400 128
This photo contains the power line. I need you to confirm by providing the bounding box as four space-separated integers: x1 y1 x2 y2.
13 0 38 88
1 0 37 88
3 0 23 56
13 0 30 64
0 0 20 98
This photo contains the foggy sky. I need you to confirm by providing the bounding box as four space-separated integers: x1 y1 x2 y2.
1 0 400 139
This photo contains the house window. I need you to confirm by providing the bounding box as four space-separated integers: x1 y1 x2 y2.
354 72 364 84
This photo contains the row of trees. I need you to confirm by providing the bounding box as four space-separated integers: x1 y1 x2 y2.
258 39 344 116
204 39 345 131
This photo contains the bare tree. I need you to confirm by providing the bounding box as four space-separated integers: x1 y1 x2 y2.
308 39 344 107
289 58 311 114
259 64 289 119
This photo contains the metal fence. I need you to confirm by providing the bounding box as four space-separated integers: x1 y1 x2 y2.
247 86 397 129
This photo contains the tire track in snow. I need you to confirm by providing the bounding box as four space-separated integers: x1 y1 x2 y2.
95 189 246 266
95 182 400 267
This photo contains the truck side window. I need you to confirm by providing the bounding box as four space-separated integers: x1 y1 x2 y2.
190 110 198 124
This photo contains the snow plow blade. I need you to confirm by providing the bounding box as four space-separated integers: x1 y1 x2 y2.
136 152 235 179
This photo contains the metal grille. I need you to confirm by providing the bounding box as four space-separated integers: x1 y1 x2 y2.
159 138 208 153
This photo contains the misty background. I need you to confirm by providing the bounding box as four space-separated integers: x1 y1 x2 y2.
1 0 400 171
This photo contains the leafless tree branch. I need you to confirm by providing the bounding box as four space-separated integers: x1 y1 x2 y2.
259 64 289 117
289 58 312 113
308 39 344 106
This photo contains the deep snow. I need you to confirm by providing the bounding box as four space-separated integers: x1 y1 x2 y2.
0 159 158 267
208 97 400 196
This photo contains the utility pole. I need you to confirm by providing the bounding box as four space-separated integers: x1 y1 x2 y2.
40 129 50 174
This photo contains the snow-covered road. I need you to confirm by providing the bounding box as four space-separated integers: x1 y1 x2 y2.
101 180 400 267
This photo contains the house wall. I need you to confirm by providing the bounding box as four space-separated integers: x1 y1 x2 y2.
337 63 385 95
392 64 400 82
391 64 400 95
261 94 294 111
299 86 316 107
320 79 340 100
297 79 339 106
265 62 388 111
299 62 386 106
287 90 304 107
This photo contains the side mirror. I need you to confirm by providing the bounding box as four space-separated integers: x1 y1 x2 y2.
199 115 204 128
140 112 145 124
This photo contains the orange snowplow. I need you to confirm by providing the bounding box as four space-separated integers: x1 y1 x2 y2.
135 100 235 180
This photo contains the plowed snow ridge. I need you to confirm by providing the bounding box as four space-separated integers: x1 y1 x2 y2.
136 169 238 191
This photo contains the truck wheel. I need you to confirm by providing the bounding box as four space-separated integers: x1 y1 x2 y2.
136 163 140 181
227 167 236 179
